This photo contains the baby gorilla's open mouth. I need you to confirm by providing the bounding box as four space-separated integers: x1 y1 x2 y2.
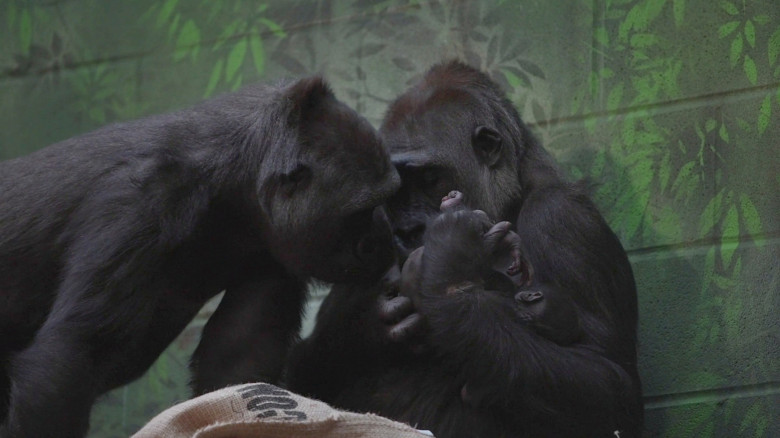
507 255 534 287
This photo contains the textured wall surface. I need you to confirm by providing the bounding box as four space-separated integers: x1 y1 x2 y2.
1 1 777 437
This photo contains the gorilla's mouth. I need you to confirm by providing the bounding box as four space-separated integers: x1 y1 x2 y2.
338 206 395 280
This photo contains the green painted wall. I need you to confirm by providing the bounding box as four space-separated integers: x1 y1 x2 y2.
1 1 777 437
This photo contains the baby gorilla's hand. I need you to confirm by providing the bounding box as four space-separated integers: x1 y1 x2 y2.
440 191 531 286
401 190 531 300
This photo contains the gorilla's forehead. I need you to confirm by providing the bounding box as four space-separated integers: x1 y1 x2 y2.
383 102 477 166
383 87 484 133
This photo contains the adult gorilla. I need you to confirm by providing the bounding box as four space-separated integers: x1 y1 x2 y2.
0 77 399 438
286 61 643 438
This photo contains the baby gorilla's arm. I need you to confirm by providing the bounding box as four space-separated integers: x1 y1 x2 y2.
440 190 531 285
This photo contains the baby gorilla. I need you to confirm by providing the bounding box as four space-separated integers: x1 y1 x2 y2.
401 191 581 347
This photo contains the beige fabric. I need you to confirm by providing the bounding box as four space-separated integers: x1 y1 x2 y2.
132 383 431 438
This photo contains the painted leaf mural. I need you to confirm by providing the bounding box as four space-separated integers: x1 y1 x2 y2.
0 0 776 436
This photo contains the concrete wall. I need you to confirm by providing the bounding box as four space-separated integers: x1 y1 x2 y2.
1 1 777 436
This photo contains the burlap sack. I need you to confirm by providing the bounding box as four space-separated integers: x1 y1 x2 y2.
133 383 433 438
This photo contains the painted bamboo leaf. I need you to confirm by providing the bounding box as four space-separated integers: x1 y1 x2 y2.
720 1 739 16
651 206 682 242
673 0 685 26
753 14 771 25
487 37 498 65
204 59 224 98
260 18 286 37
607 83 624 112
501 68 529 89
89 108 106 123
659 150 671 193
625 191 650 238
744 20 755 48
20 9 32 54
249 34 265 74
215 21 240 49
718 122 730 143
754 415 770 437
769 27 780 66
718 21 740 38
226 38 247 82
700 188 725 235
645 0 667 22
591 149 606 179
712 272 737 289
531 100 545 125
743 54 757 84
730 34 743 67
595 26 609 46
392 57 416 72
351 43 386 58
167 14 181 40
739 193 763 238
665 389 718 437
518 60 545 79
618 5 641 42
231 73 243 91
671 160 696 202
630 33 658 48
720 204 739 266
758 94 771 134
739 402 762 433
174 19 200 61
157 0 179 28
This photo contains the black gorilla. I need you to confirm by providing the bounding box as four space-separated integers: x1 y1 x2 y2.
286 61 643 438
0 77 399 438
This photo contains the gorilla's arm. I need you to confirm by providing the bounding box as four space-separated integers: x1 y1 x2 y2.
417 289 637 433
514 184 639 364
414 185 643 435
191 275 306 394
284 276 421 402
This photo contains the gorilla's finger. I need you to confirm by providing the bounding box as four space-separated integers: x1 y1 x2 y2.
440 190 464 211
501 230 524 276
483 221 512 251
472 209 490 223
387 313 425 342
379 295 415 323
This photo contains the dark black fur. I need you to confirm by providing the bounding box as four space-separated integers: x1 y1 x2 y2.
401 192 582 348
286 62 643 438
0 77 399 438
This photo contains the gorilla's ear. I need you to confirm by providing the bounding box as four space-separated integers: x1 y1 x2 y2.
472 125 503 167
286 77 333 122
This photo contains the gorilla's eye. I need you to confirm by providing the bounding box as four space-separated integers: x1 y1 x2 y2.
288 164 311 182
281 164 312 193
421 169 439 187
